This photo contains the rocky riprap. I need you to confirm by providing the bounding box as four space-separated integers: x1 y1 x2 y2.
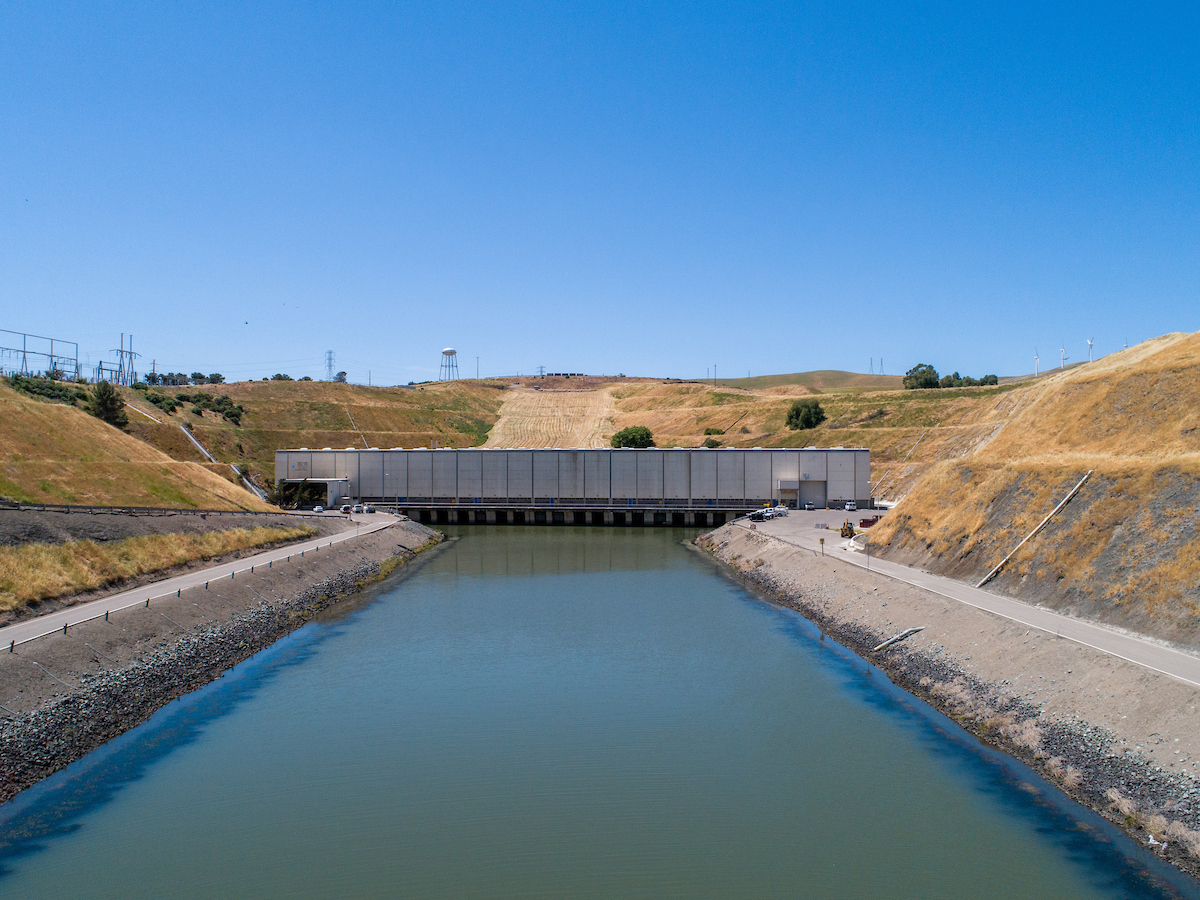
702 533 1200 880
0 556 409 803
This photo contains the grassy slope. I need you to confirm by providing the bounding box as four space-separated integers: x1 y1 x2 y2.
0 524 315 611
124 379 508 488
0 380 273 510
716 370 904 391
869 332 1200 644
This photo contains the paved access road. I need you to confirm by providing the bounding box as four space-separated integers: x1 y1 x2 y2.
746 511 1200 689
0 515 396 649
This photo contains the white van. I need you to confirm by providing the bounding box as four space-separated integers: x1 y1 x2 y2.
845 501 857 511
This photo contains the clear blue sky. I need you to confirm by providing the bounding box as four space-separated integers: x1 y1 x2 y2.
2 2 1197 383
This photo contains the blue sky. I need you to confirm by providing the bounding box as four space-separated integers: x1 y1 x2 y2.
2 2 1197 383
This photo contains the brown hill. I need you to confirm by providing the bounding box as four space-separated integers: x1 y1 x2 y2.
871 332 1200 645
0 380 272 510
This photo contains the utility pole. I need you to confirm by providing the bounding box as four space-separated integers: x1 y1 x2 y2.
476 357 479 379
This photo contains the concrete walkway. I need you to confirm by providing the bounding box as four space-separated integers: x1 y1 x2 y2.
1 515 395 650
742 512 1200 689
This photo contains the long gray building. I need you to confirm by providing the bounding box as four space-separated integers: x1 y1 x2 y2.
276 447 871 526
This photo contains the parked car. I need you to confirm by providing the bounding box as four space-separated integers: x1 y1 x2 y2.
312 505 324 513
773 505 789 516
802 502 815 511
845 501 857 511
364 504 376 513
352 504 364 514
748 510 767 522
340 504 352 514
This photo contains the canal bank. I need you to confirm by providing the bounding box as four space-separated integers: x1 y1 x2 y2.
697 522 1200 881
0 517 442 803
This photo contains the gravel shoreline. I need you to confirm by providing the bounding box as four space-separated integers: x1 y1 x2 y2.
0 519 442 803
697 523 1200 883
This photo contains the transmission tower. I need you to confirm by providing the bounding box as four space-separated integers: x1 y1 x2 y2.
325 350 335 382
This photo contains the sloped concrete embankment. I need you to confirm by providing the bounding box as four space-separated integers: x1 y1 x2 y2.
697 522 1200 880
0 520 442 803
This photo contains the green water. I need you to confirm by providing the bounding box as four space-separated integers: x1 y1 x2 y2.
0 527 1193 898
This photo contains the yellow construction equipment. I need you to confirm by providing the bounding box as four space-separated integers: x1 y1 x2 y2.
840 521 856 538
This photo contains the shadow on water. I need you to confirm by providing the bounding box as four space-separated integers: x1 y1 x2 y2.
0 622 335 878
1 526 1197 898
720 564 1200 900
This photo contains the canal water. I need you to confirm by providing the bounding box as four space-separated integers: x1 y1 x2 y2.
1 527 1195 899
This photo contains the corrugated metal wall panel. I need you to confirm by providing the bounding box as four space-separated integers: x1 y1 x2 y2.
855 450 871 500
717 451 745 499
584 451 610 498
691 451 717 499
664 452 690 498
827 452 855 501
745 451 772 499
432 452 457 496
771 451 797 483
559 450 585 498
507 451 533 499
458 451 483 498
482 451 507 498
611 451 637 498
533 451 559 497
312 452 336 479
359 451 384 497
408 451 433 497
383 451 407 497
637 450 664 499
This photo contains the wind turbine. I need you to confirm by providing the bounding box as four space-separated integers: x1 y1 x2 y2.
1059 340 1068 370
1034 348 1040 377
1086 337 1094 362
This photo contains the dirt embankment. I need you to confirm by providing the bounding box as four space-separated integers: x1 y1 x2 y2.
0 509 352 628
698 522 1200 880
0 518 442 803
878 468 1200 646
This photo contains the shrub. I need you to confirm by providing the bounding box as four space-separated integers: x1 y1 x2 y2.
738 426 750 434
7 374 88 406
702 437 721 448
786 399 826 430
903 364 940 390
271 373 293 381
611 426 655 448
299 375 312 381
86 381 128 428
704 427 724 435
146 393 178 414
132 381 148 391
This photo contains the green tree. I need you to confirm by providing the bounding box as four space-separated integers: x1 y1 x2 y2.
86 380 129 428
786 398 826 430
610 425 655 448
903 363 940 390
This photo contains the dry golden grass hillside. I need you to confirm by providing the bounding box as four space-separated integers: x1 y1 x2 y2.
0 380 273 510
122 379 508 490
871 332 1200 644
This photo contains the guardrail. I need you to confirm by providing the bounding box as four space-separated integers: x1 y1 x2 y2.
4 520 394 651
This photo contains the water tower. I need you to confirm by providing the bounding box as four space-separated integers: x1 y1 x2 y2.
439 348 459 381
